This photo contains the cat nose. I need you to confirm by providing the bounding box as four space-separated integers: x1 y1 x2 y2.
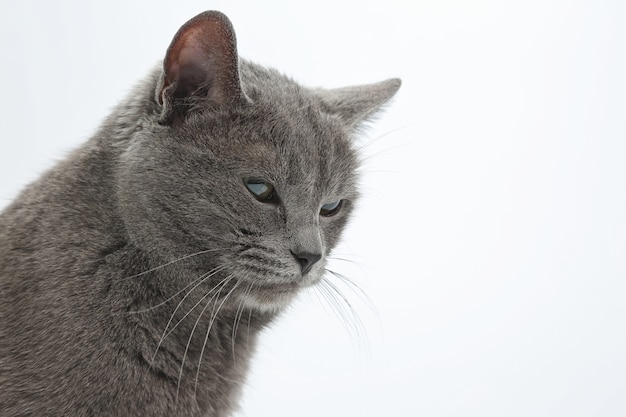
291 250 321 275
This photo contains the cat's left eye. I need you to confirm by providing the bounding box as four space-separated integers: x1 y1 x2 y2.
320 200 343 217
243 178 277 203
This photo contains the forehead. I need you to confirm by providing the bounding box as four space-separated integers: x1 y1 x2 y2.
210 103 359 195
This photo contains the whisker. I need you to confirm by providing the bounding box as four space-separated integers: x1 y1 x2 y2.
126 264 224 315
122 247 229 281
355 123 417 153
307 282 335 321
151 265 229 366
325 269 378 316
319 277 370 353
159 271 230 344
176 275 234 402
231 282 253 363
245 307 253 353
316 280 356 339
195 279 241 397
359 141 416 165
315 280 345 325
327 255 363 268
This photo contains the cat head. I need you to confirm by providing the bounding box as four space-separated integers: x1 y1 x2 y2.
117 11 400 312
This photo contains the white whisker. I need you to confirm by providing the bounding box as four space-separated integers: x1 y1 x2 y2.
245 307 253 353
325 269 378 317
195 280 241 397
359 141 416 165
318 276 370 354
176 275 234 402
355 123 417 153
151 265 229 366
126 264 224 315
231 283 253 364
122 247 229 281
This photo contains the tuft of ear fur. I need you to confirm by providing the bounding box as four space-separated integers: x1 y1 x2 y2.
156 10 248 125
318 78 401 130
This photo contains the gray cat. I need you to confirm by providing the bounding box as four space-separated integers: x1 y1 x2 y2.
0 10 399 416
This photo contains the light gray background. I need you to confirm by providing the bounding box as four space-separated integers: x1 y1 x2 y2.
1 1 625 416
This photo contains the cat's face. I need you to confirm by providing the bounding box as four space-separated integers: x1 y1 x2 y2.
121 80 358 311
116 11 399 313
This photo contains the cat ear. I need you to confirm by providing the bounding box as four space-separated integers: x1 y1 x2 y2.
156 11 248 125
318 78 401 129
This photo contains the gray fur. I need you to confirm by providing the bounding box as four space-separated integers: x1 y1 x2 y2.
0 11 400 416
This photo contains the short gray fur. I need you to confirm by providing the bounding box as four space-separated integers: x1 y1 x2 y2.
0 11 400 416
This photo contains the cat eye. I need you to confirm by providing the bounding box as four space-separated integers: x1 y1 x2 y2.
320 200 343 217
243 178 277 203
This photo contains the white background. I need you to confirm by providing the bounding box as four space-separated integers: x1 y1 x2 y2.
1 1 625 416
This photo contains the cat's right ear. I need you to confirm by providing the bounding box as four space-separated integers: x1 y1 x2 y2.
156 11 248 125
318 78 401 130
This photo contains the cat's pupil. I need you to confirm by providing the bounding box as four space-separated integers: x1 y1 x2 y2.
320 200 343 217
243 178 276 202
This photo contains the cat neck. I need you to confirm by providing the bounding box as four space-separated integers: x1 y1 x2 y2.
102 248 277 412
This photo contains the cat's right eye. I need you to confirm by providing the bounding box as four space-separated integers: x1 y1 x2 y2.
243 178 277 203
320 200 343 217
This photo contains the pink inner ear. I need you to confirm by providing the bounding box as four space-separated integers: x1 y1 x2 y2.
176 42 215 95
159 11 243 114
163 28 208 88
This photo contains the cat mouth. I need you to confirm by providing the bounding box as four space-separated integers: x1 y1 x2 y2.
238 280 311 312
231 263 323 311
249 272 322 292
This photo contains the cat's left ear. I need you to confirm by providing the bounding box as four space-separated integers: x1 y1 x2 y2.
156 11 248 125
318 78 401 130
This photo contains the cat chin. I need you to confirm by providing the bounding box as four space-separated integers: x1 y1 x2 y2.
238 291 296 313
237 275 322 313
